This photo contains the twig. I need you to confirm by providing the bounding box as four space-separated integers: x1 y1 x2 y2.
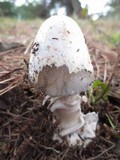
94 51 100 79
2 104 42 127
23 132 60 154
0 79 22 96
61 148 69 160
99 136 115 145
87 144 115 160
0 46 25 56
0 77 19 84
24 40 33 55
103 60 108 82
94 53 119 103
0 67 24 79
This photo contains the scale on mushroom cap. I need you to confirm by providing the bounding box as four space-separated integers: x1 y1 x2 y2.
29 15 98 146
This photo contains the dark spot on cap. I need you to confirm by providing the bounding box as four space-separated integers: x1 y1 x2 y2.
88 71 92 74
34 70 38 74
35 48 39 51
35 42 39 46
67 30 70 34
31 42 39 55
52 38 58 40
32 42 39 48
76 49 80 52
81 77 83 81
32 77 35 82
32 51 36 54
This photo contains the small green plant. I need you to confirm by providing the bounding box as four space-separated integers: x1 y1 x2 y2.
106 113 116 129
89 80 110 104
110 32 120 46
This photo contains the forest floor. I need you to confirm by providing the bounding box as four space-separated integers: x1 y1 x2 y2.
0 17 120 160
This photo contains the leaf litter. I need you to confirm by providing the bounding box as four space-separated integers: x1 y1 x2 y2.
0 19 120 160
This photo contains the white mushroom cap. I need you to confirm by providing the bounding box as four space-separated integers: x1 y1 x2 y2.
29 15 94 96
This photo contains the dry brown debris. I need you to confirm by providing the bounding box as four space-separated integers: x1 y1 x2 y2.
0 37 120 160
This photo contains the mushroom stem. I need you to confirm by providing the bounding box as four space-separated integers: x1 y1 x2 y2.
50 94 85 137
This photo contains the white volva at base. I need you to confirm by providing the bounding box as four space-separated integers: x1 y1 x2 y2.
66 112 98 147
46 94 98 147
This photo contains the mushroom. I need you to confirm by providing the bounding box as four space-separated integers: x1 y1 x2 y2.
29 15 98 146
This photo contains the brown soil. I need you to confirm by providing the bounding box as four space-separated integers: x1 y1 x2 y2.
0 19 120 160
